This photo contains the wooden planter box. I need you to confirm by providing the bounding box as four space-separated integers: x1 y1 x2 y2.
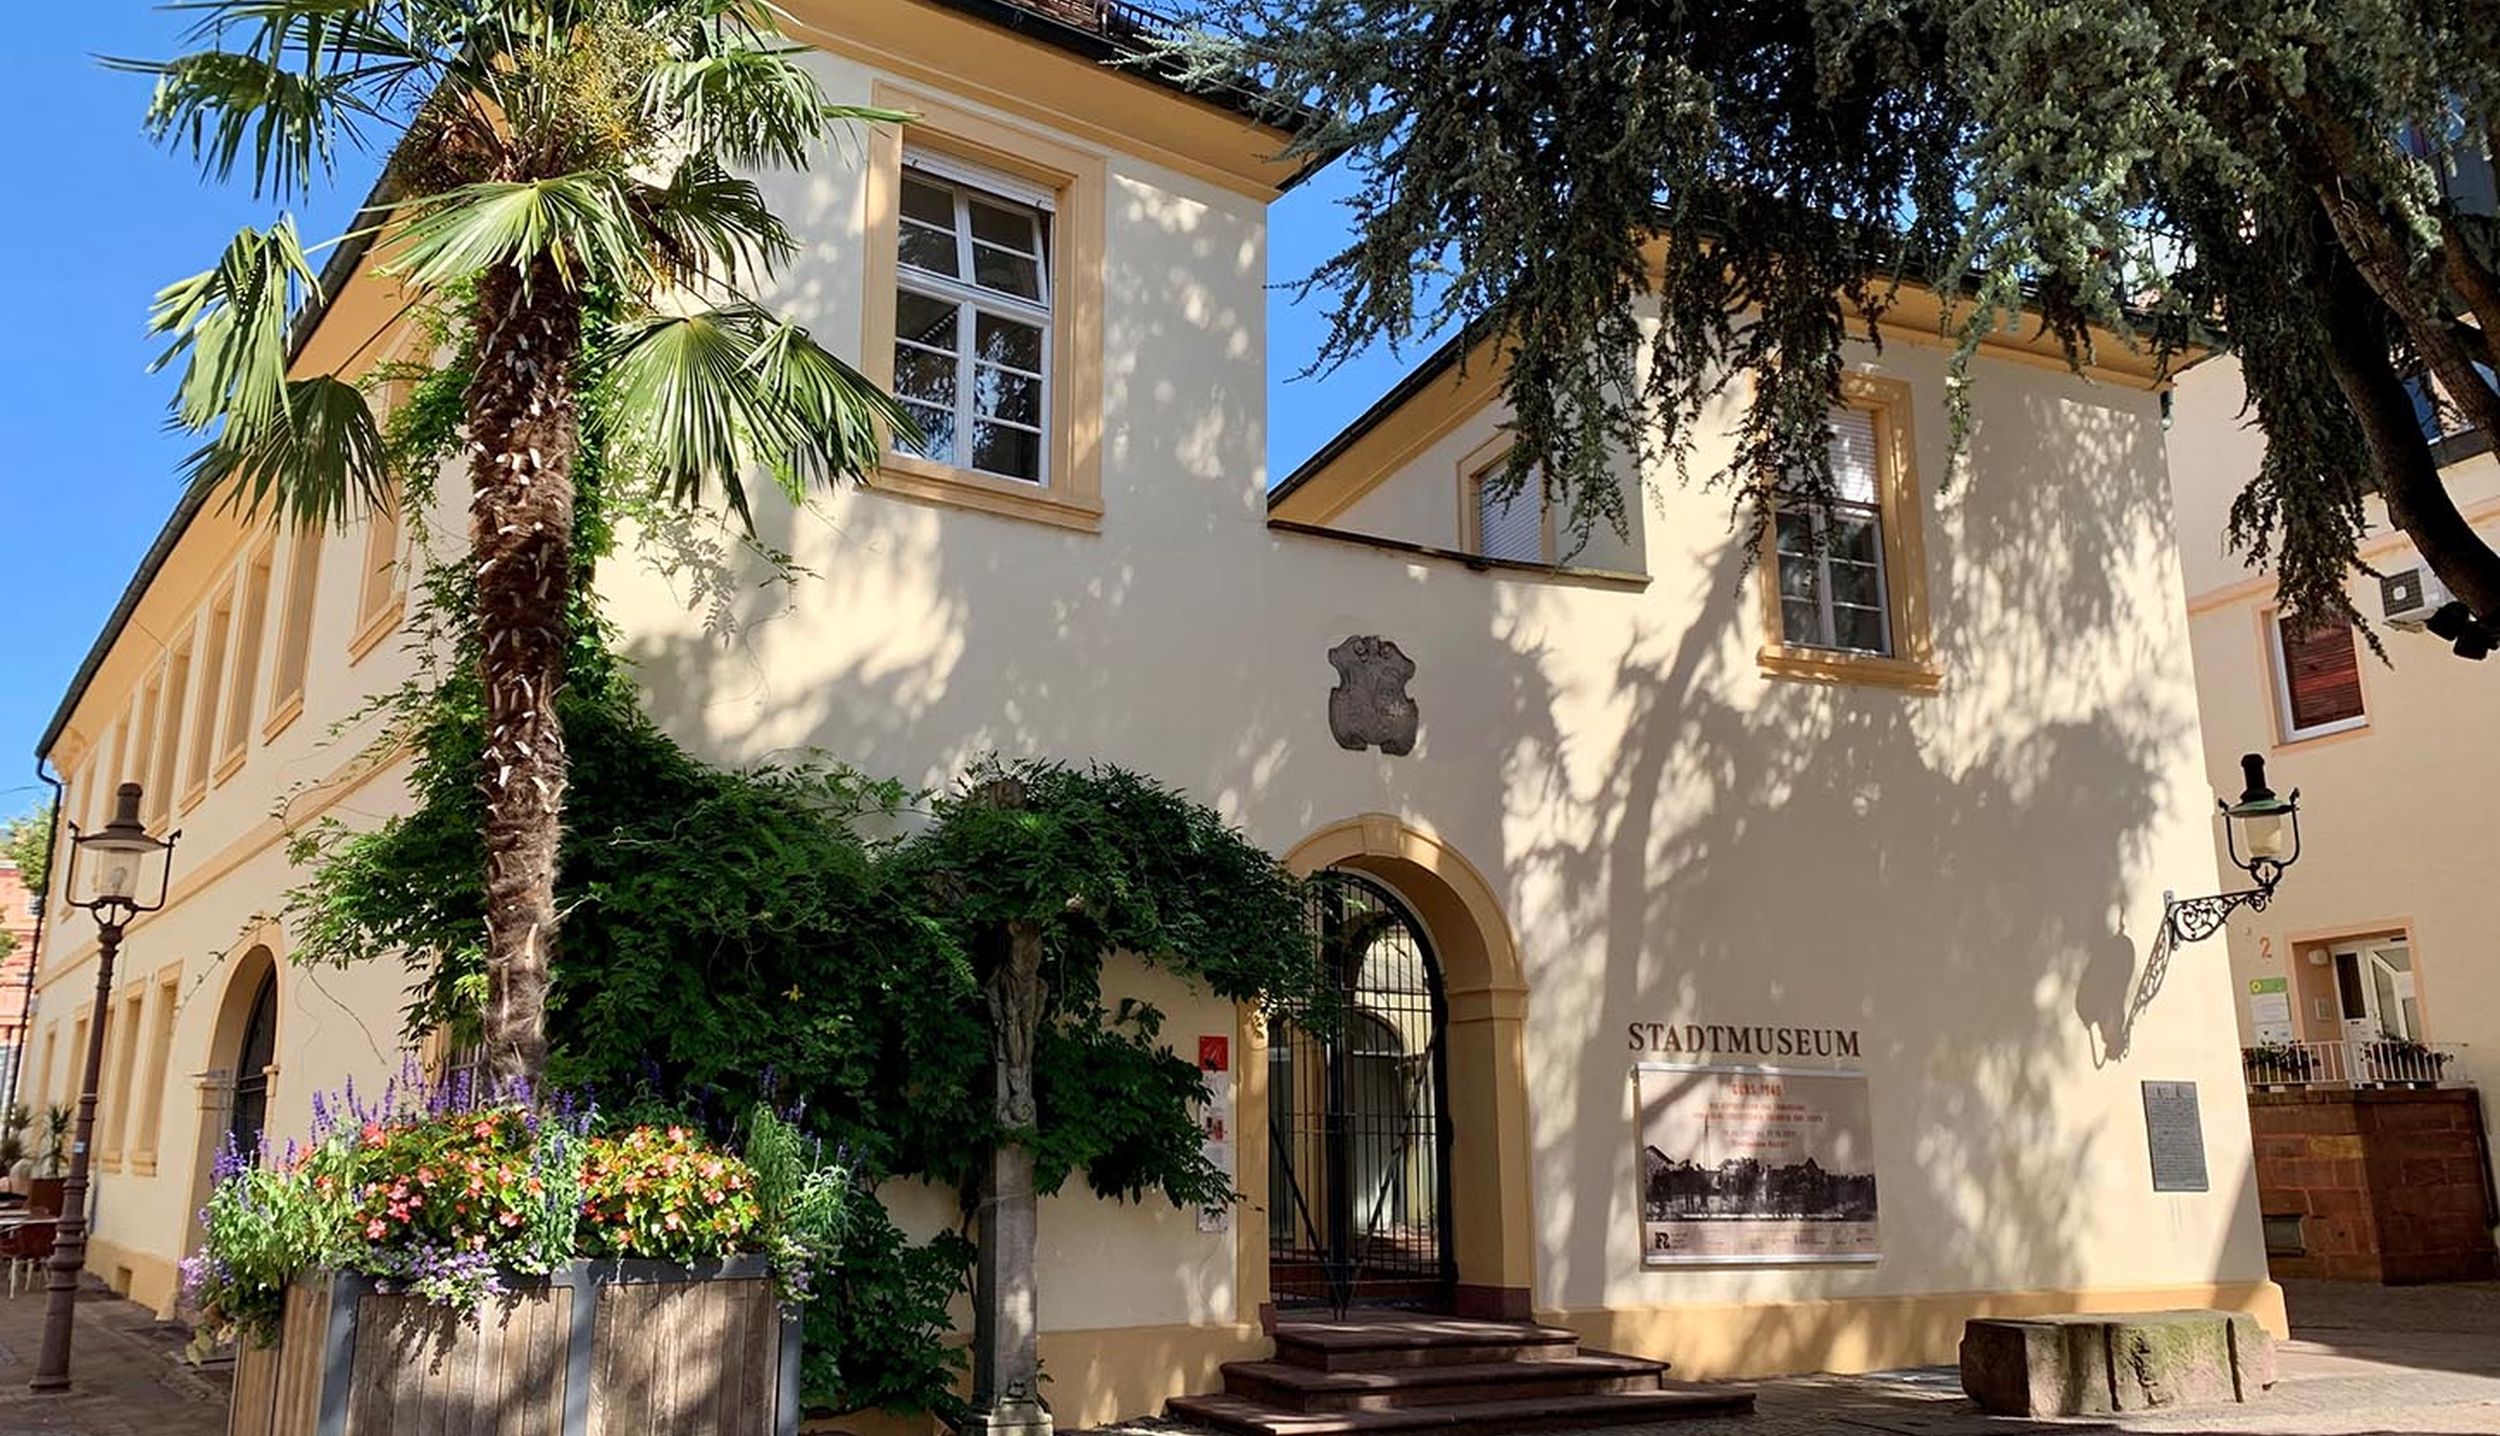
227 1257 799 1436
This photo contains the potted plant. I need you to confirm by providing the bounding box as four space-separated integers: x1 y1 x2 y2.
189 1071 845 1436
0 1102 27 1195
2242 1041 2318 1089
26 1103 71 1216
2362 1035 2452 1088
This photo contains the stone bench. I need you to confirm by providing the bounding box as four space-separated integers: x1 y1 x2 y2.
1960 1310 2276 1416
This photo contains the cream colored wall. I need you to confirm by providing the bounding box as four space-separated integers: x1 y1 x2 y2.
603 46 2272 1389
2168 358 2500 1167
31 443 451 1312
1326 425 1647 574
36 25 2274 1407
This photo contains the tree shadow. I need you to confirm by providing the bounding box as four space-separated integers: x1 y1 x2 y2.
604 153 2266 1414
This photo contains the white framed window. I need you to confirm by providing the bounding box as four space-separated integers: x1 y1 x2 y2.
1772 405 1892 656
890 156 1053 488
2270 611 2366 741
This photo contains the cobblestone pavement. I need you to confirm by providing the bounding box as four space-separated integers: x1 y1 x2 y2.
0 1279 230 1435
6 1277 2500 1434
1092 1281 2500 1436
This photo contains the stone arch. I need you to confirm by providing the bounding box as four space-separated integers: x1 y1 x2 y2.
1238 814 1535 1320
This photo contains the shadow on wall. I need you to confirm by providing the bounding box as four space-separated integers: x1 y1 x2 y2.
614 173 2239 1382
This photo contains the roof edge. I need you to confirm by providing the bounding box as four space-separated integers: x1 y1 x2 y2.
36 180 393 763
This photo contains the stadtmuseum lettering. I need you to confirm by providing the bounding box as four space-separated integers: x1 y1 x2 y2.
1627 1022 1862 1060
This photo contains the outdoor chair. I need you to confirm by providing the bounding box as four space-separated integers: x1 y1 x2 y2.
1 1217 57 1298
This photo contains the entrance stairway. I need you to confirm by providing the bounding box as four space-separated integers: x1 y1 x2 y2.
1166 1312 1755 1435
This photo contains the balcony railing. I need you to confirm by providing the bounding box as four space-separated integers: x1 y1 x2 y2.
2241 1038 2471 1092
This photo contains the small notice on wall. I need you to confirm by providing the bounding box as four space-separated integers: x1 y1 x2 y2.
2142 1080 2210 1193
1634 1063 1880 1265
2247 978 2294 1045
1196 1035 1234 1233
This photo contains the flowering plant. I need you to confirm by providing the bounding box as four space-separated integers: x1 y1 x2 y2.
577 1124 760 1265
183 1066 835 1349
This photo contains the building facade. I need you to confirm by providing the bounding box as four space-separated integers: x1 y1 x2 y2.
0 857 36 1096
30 0 2279 1423
2166 355 2500 1276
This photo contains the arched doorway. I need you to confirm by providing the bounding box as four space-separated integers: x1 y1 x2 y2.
1268 871 1455 1311
1250 816 1535 1322
226 969 278 1162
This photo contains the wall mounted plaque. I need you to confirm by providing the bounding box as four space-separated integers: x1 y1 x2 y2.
1327 635 1420 755
2142 1080 2210 1193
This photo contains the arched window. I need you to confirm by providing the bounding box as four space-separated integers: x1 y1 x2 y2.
226 971 278 1162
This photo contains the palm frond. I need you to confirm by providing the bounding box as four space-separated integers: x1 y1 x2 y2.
636 154 795 283
383 172 648 294
645 30 900 171
103 0 433 199
180 373 390 529
150 218 327 439
595 304 916 528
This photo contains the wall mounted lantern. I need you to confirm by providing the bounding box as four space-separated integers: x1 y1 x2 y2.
30 782 177 1394
2164 754 2300 946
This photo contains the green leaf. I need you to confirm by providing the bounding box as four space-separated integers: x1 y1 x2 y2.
637 153 795 281
594 305 917 528
383 173 648 295
182 374 390 529
101 0 431 201
150 217 327 441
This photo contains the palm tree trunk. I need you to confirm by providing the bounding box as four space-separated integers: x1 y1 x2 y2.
465 260 583 1088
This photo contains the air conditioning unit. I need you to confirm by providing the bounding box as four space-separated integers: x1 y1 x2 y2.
2381 565 2457 629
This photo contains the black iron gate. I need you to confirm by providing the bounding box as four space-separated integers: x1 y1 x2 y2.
1268 870 1455 1313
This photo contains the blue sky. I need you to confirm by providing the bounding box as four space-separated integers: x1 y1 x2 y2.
0 9 1442 813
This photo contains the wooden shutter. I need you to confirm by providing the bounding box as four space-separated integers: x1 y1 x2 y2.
2279 615 2364 732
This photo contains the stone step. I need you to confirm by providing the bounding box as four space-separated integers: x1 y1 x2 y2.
1167 1384 1755 1435
1223 1352 1669 1412
1269 1316 1584 1372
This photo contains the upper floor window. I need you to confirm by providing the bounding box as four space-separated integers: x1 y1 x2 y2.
2272 611 2366 741
1774 405 1891 656
862 85 1106 533
1465 454 1552 564
1756 375 1938 691
892 158 1053 487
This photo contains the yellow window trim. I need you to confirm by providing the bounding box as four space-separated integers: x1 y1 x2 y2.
860 82 1106 535
261 691 307 744
774 0 1302 202
346 591 405 666
1755 372 1941 692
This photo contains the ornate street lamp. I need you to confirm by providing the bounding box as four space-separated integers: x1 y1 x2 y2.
2164 754 2300 946
29 782 176 1394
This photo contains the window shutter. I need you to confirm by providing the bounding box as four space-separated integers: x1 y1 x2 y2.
1828 406 1881 504
903 150 1057 212
1475 467 1545 562
2280 616 2364 732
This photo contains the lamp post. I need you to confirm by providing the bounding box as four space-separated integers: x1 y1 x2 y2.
29 782 176 1394
2164 754 2300 946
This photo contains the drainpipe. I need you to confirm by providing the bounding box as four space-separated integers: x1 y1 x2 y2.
4 760 64 1123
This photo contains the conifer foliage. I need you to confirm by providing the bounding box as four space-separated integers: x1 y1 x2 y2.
1177 0 2500 653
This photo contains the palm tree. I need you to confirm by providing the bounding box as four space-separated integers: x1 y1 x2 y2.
125 0 913 1085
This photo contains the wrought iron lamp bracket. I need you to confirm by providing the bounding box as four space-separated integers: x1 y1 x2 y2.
2163 885 2273 946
